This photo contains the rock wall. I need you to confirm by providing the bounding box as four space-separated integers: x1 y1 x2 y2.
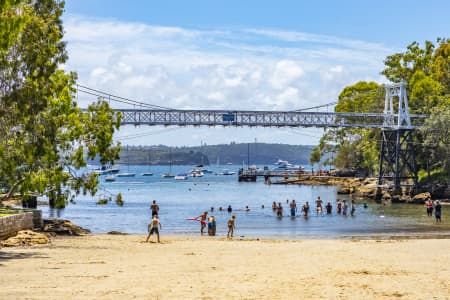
0 210 42 240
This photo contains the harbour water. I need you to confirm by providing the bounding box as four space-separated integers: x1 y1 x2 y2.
42 165 450 239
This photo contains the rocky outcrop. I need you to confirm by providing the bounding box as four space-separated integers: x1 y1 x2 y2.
42 219 91 236
0 230 50 247
410 192 432 204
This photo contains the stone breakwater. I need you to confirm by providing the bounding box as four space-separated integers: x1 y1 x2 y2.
274 176 449 203
0 210 42 240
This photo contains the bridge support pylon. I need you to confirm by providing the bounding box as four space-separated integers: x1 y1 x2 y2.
377 83 418 191
377 129 418 190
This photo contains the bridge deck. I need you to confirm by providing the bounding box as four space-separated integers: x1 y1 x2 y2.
117 109 426 129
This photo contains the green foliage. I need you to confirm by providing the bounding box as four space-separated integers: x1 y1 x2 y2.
0 0 121 207
315 39 450 181
418 168 448 184
420 105 450 178
115 193 124 207
96 199 108 205
309 146 321 168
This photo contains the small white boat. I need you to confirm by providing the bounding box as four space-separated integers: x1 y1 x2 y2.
105 175 116 182
116 173 136 177
161 173 175 178
221 169 236 175
175 173 188 180
189 169 204 177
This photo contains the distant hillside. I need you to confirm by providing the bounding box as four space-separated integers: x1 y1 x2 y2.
112 143 314 166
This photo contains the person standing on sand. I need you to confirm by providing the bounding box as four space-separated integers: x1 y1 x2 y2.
150 200 159 217
227 215 236 238
146 215 162 243
196 211 208 234
434 200 442 222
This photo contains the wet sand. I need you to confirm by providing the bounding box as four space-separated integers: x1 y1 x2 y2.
1 235 449 299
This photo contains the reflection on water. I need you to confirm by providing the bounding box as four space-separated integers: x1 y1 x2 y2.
40 165 450 239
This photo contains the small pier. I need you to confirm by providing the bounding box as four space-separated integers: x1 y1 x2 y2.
238 168 303 183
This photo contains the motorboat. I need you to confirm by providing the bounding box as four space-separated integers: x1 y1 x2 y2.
161 173 175 178
274 159 302 170
141 172 154 176
93 166 120 175
116 172 136 177
105 175 116 182
189 169 204 177
175 173 188 180
221 169 236 175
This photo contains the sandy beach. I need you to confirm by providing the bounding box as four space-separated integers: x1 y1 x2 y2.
1 235 449 299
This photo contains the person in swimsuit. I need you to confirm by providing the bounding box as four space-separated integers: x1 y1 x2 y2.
276 202 283 217
342 200 348 216
290 199 297 217
425 199 433 217
227 215 236 238
434 200 442 222
150 200 159 217
146 214 162 243
336 199 342 214
196 211 208 234
227 205 232 213
350 199 356 216
325 202 332 214
272 201 277 210
302 202 310 217
208 216 216 236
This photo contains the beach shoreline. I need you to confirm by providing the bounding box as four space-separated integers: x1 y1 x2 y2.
1 234 449 299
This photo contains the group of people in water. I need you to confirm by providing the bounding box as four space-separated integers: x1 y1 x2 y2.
194 211 236 237
271 197 358 218
424 198 442 222
145 196 444 242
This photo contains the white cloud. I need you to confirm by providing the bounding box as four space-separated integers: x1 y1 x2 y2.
63 15 394 145
270 60 304 90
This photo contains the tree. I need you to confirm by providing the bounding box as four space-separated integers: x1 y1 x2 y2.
421 105 450 180
0 0 121 208
309 147 321 174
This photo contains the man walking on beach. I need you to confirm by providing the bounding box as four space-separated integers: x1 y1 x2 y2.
150 200 159 217
146 215 162 243
227 215 236 238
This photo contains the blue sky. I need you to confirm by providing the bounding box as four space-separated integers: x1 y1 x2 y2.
63 1 449 146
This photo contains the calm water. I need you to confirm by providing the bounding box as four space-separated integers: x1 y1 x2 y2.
41 165 450 239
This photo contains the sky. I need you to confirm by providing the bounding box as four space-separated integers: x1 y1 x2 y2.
63 0 450 147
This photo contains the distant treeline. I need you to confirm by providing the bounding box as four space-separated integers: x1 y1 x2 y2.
106 143 314 166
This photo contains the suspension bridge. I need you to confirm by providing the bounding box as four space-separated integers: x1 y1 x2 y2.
77 83 427 190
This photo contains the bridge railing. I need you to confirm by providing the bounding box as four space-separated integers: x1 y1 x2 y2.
116 109 426 129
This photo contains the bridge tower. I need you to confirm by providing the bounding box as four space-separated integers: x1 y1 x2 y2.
378 83 418 190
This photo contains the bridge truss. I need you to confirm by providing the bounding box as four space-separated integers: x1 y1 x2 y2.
118 109 425 129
